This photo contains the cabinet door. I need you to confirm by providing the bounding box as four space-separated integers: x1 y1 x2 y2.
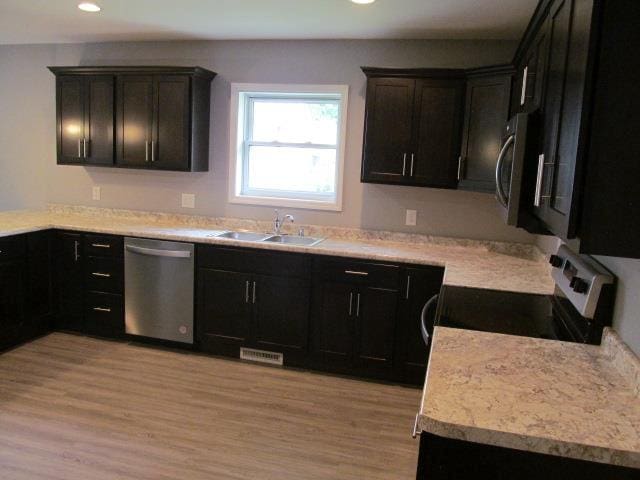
361 78 415 183
459 74 512 192
26 231 52 339
353 287 398 377
116 75 154 167
395 267 443 385
513 23 550 115
54 232 85 332
56 76 85 164
311 282 354 368
0 259 26 350
197 268 253 356
253 274 310 363
84 75 114 166
534 0 594 239
411 78 465 188
152 75 191 170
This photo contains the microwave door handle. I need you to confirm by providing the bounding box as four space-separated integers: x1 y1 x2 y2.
495 135 515 208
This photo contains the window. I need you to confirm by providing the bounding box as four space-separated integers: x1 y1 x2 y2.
229 83 348 211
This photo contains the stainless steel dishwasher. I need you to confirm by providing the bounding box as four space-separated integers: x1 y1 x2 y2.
124 237 194 344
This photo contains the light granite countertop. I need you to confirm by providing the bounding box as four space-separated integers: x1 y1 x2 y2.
0 206 555 295
419 326 640 469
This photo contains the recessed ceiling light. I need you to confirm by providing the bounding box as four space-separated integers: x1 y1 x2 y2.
78 2 101 12
351 0 376 4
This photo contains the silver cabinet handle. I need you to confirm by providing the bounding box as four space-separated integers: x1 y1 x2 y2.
93 307 111 313
91 243 111 249
245 280 250 303
151 140 155 162
83 138 88 158
356 293 361 317
410 153 415 177
78 139 82 158
405 275 411 300
345 270 368 276
457 155 464 181
91 272 111 278
534 153 545 207
402 153 407 176
74 240 80 262
349 292 353 316
412 413 421 439
145 141 150 162
495 135 514 208
520 65 528 106
125 245 191 258
252 281 256 304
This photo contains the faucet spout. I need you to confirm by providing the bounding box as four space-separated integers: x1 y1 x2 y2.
273 209 295 235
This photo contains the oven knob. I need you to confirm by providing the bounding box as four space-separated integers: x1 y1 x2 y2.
570 277 589 294
549 254 564 268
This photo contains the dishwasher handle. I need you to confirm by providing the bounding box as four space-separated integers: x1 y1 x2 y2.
125 244 192 258
420 294 439 347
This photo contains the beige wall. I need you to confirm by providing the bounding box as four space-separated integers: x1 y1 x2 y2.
1 39 533 243
536 236 640 356
0 45 53 210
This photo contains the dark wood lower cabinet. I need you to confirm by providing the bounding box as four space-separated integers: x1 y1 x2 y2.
197 268 253 356
416 432 638 480
311 282 354 368
253 274 310 364
395 267 445 385
54 232 85 332
0 255 27 350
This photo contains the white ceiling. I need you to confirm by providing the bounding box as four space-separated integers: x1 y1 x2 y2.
0 0 538 45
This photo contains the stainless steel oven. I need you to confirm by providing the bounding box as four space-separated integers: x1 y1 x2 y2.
495 113 535 226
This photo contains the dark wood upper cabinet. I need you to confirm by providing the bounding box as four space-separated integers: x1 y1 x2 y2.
508 0 640 258
116 75 154 168
49 66 216 172
56 75 114 165
361 68 465 189
458 66 513 192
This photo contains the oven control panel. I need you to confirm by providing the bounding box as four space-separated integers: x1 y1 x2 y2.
549 245 613 319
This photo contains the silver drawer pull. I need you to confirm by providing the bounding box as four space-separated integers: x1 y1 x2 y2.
412 413 421 439
91 272 111 278
345 270 369 276
93 307 111 313
91 243 111 249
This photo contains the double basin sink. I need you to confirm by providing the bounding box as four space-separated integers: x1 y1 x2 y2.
212 230 324 247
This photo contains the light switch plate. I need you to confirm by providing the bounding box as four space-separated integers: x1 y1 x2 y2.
92 186 101 201
405 209 417 226
181 193 196 209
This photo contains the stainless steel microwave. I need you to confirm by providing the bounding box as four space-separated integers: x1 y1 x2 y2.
495 113 538 226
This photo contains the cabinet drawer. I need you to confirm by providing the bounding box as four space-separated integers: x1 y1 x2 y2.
85 292 123 338
85 256 123 293
85 235 123 258
0 235 26 261
197 246 310 279
314 258 400 289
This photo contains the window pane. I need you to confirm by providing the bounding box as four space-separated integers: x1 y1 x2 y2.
251 99 339 145
246 146 336 195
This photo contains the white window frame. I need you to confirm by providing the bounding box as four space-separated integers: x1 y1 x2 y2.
228 83 348 212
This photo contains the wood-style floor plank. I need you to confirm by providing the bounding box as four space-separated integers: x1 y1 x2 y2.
0 333 421 479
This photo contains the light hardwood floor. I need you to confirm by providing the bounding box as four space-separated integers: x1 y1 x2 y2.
0 333 421 480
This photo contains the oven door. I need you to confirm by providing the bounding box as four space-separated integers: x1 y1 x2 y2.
496 113 530 225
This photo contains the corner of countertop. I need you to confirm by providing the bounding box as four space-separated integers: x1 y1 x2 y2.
602 327 640 397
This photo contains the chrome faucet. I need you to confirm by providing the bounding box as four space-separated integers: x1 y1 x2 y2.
273 210 294 235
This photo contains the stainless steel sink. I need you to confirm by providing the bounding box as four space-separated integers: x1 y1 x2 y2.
214 231 271 241
262 235 324 247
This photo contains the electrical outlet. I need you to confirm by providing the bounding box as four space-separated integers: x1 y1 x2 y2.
405 209 417 226
92 186 101 201
181 193 195 209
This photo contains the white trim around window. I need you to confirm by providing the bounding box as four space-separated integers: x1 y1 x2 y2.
228 83 349 211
